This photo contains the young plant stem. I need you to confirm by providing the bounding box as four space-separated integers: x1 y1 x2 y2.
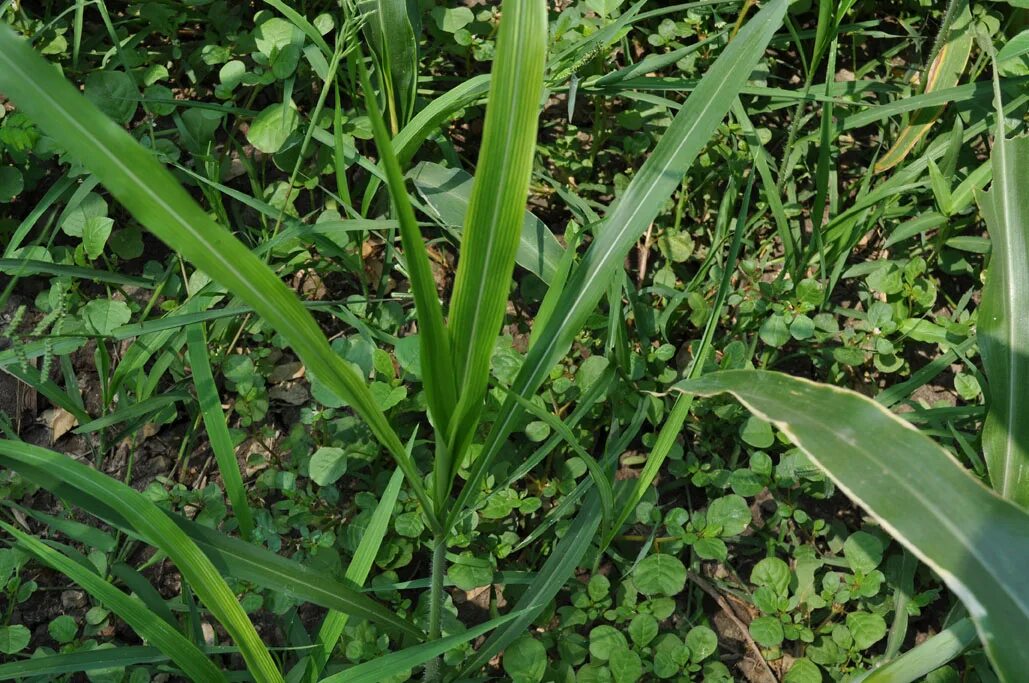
424 533 447 681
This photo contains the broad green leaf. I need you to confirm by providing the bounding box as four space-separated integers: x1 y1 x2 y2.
449 0 788 528
446 0 548 465
634 554 687 597
0 25 438 532
997 29 1029 64
976 133 1029 507
0 521 225 682
0 447 423 640
308 446 348 486
874 0 973 172
0 440 282 683
247 101 300 154
186 323 254 538
83 299 131 335
359 0 419 128
411 162 564 284
323 611 524 683
0 626 29 655
678 370 1029 682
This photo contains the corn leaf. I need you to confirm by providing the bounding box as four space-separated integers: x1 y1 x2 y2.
874 0 973 173
0 440 282 682
411 161 564 284
445 0 548 463
678 370 1029 682
356 52 458 448
976 124 1029 506
0 25 439 532
0 521 226 682
448 0 788 528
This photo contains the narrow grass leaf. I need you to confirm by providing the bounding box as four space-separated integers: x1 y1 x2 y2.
874 0 973 173
0 646 168 680
858 618 978 683
0 25 438 532
186 323 254 539
679 370 1029 682
0 521 226 683
0 447 423 640
0 440 282 682
359 0 419 128
449 0 786 527
304 468 405 681
460 492 602 675
445 0 548 462
324 611 524 683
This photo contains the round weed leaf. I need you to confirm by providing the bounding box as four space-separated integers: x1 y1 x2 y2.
0 166 23 202
846 612 887 649
751 557 792 596
628 614 658 647
634 553 687 597
609 645 643 683
685 625 718 662
84 71 138 124
589 624 628 660
503 635 547 683
749 616 784 648
48 615 78 643
843 531 884 574
706 494 751 537
83 299 131 336
784 658 822 683
0 625 30 654
247 101 299 154
309 446 347 486
740 415 775 447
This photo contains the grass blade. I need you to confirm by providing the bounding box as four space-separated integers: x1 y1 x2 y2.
411 161 564 284
602 171 754 550
874 0 973 173
0 440 283 682
448 0 788 529
460 492 603 675
859 618 978 683
323 611 525 683
0 25 439 533
303 468 406 681
0 447 423 640
975 69 1029 505
186 323 254 539
445 0 548 462
679 370 1029 682
0 521 227 683
0 646 168 680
